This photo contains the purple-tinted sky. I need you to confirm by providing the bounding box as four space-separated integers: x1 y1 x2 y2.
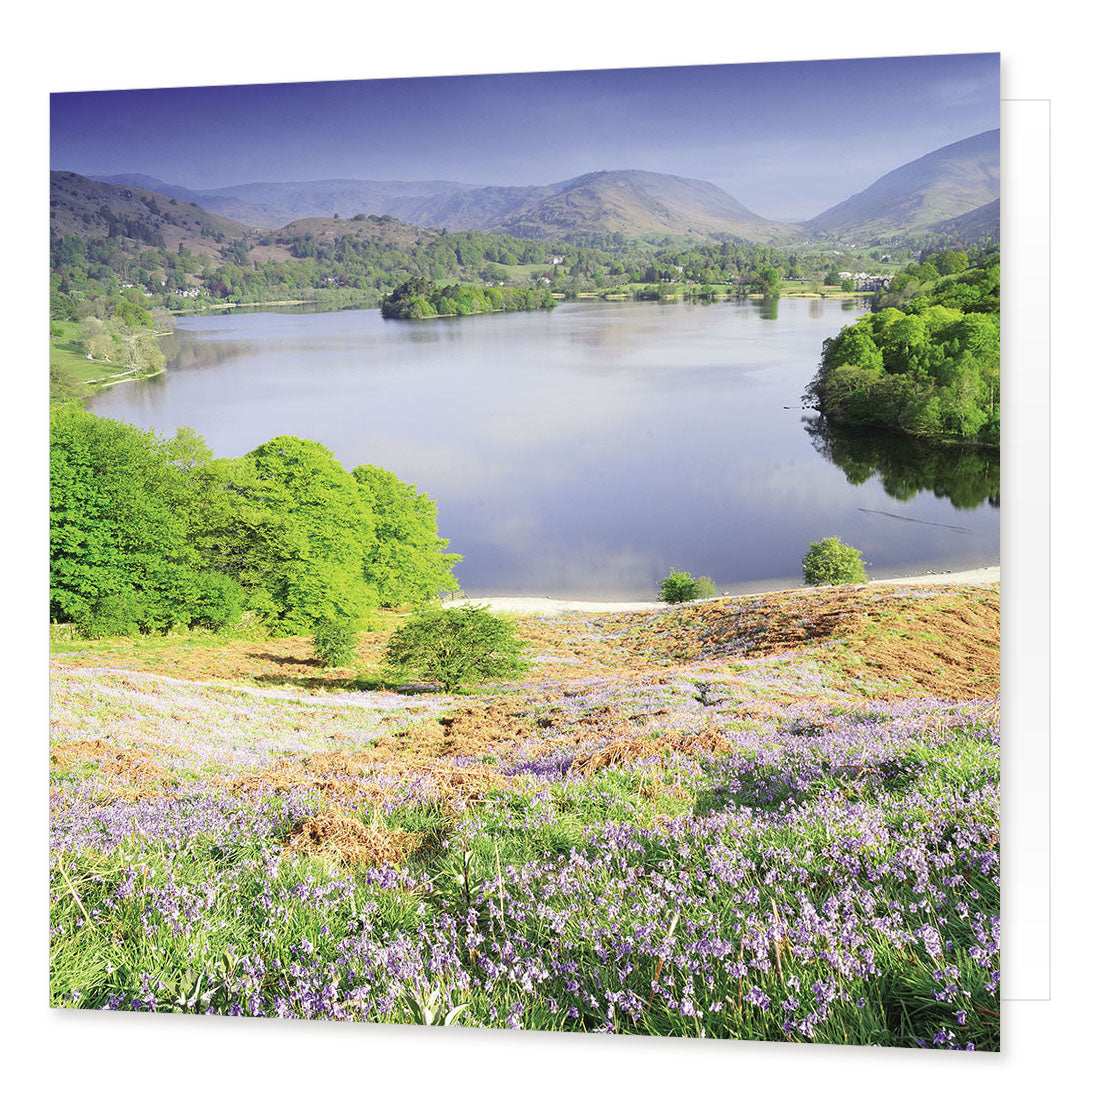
50 54 999 220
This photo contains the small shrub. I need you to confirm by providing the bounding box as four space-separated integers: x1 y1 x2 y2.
312 618 359 668
384 604 527 692
659 569 716 604
74 590 145 638
801 537 868 586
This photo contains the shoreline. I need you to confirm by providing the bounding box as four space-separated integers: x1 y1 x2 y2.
445 565 1000 616
166 288 869 319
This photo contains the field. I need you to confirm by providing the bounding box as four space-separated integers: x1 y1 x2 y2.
49 320 167 390
49 583 999 1048
49 321 107 386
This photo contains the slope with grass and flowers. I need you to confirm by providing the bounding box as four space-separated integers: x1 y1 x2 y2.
50 581 999 1048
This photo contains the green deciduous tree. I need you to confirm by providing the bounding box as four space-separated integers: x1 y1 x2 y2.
806 251 999 442
235 437 376 635
384 604 527 692
352 465 460 607
658 569 717 603
312 618 360 668
50 405 243 635
801 537 868 586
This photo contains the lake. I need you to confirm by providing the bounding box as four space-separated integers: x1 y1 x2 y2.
90 299 1000 599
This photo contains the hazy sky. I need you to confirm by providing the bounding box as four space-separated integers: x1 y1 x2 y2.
50 54 999 220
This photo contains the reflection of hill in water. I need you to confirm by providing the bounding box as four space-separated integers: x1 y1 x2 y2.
805 417 999 510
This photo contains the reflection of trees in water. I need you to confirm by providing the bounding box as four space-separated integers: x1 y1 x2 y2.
804 416 1000 510
164 334 260 374
808 298 824 320
756 296 779 320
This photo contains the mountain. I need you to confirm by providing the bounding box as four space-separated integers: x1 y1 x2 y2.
50 171 250 258
803 130 1000 238
89 173 212 206
922 198 1000 245
482 170 796 243
90 169 798 243
90 175 488 229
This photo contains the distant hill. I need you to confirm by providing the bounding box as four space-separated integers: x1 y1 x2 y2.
266 215 430 245
51 171 250 258
90 173 212 206
803 130 1000 238
92 175 487 229
208 178 485 228
90 169 799 243
481 170 796 243
921 198 1001 245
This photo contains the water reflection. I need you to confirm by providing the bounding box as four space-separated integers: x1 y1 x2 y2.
805 417 1000 510
756 296 780 321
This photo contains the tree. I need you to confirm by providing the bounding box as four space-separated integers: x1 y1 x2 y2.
751 266 781 296
384 604 526 692
806 252 999 442
352 465 460 607
80 317 114 361
50 361 84 404
233 437 376 634
801 537 868 586
312 618 359 668
150 307 175 332
50 406 242 634
934 250 969 276
658 569 717 604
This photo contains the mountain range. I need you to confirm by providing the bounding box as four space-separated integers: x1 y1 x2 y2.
61 129 999 248
89 168 797 244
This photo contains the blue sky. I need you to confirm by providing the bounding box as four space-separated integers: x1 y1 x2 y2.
50 54 999 220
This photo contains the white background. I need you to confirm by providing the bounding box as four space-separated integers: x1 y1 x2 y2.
4 5 1091 1095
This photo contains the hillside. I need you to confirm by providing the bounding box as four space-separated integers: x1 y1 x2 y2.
803 130 1000 238
921 198 1001 246
50 580 1000 1045
50 171 251 259
93 174 487 229
484 170 797 243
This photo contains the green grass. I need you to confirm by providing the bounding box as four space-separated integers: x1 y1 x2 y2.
50 321 105 385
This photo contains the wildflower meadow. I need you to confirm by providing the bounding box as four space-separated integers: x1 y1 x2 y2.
49 583 1000 1049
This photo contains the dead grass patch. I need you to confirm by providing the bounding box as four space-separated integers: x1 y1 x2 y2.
570 726 734 776
286 810 420 867
234 745 510 814
596 585 998 668
370 702 537 762
834 593 1000 700
50 738 176 795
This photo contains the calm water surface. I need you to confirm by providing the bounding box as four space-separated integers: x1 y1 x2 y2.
91 300 999 598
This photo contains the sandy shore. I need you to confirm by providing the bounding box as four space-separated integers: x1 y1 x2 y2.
446 565 1000 616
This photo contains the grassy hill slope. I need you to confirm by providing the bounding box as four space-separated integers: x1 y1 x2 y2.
50 581 1000 1046
804 130 1000 238
51 171 251 259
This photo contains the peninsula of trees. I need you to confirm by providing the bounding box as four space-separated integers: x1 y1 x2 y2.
381 277 556 319
806 249 999 444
